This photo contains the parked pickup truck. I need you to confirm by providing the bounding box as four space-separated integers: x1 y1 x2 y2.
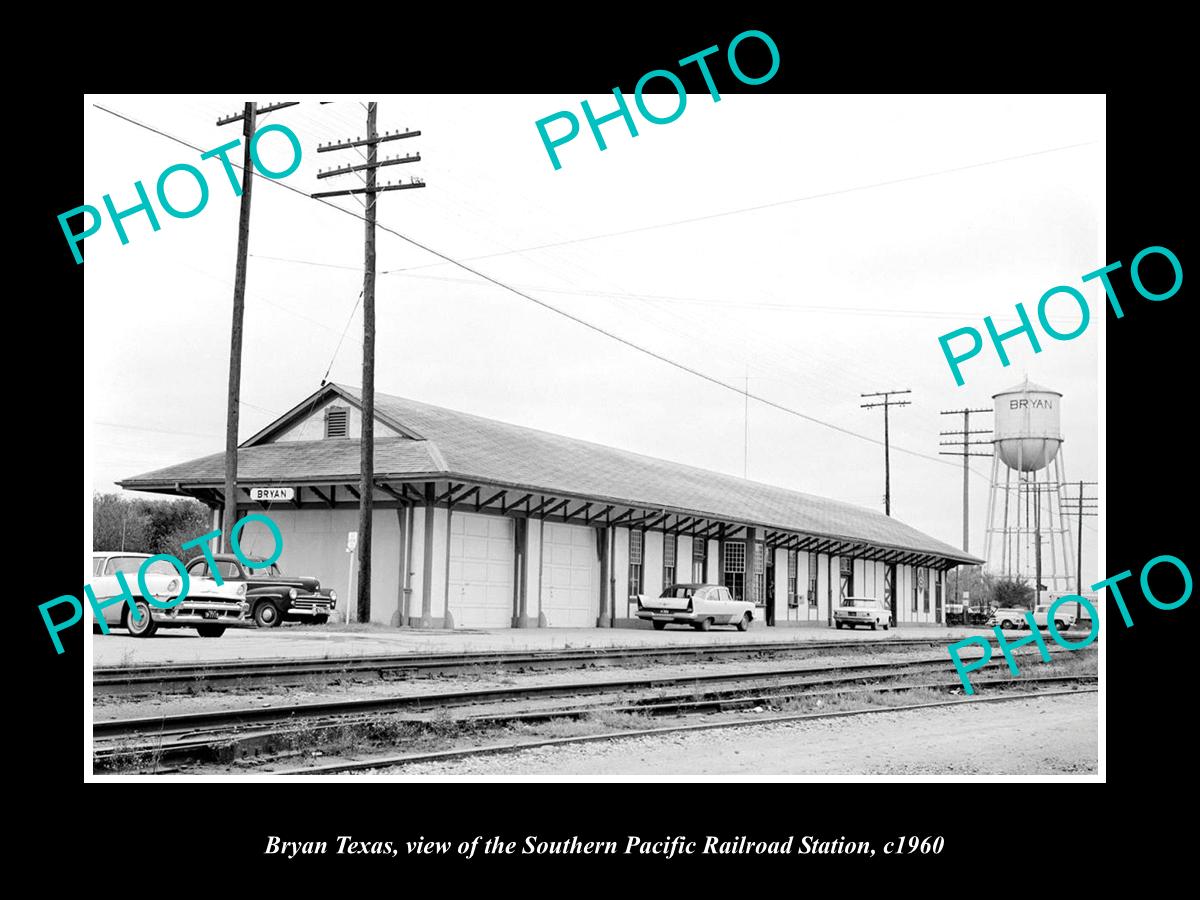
636 583 755 632
186 553 337 627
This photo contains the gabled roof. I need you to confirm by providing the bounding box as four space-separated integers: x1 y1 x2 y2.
122 435 445 485
121 383 981 565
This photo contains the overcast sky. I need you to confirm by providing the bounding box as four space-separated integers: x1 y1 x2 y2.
83 93 1103 582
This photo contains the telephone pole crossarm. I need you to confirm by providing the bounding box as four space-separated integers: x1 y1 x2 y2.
939 406 992 554
310 103 426 626
860 389 913 517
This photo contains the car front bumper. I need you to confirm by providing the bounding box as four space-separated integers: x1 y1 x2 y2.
286 597 335 617
152 600 250 626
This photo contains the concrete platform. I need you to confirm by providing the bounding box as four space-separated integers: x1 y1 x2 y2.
91 622 985 668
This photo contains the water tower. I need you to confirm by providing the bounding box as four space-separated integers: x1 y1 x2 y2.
982 377 1075 600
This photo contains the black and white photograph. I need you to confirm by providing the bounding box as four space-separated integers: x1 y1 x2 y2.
77 89 1111 782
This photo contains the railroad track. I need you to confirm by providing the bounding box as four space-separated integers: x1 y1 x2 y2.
93 650 1095 770
279 687 1099 776
94 636 1003 694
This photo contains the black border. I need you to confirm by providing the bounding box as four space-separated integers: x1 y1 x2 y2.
32 15 1192 883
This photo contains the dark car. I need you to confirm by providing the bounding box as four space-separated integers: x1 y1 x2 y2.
186 554 337 628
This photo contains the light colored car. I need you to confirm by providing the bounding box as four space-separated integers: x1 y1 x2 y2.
1029 604 1076 631
636 583 756 632
986 606 1030 630
90 552 250 638
834 596 889 630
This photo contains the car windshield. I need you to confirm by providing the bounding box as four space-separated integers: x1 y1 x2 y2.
660 587 694 599
108 557 174 575
246 564 283 578
844 598 875 607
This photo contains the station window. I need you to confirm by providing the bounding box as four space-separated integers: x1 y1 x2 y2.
723 540 745 603
692 537 706 582
934 571 943 619
787 550 798 609
628 530 644 604
663 533 676 587
840 556 854 601
920 567 929 613
325 405 349 438
808 551 818 608
912 566 919 613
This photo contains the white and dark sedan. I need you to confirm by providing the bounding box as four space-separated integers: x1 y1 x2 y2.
90 552 250 637
833 595 890 631
636 583 756 632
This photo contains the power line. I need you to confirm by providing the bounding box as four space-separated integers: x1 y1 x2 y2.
321 289 364 386
380 140 1099 274
90 103 984 478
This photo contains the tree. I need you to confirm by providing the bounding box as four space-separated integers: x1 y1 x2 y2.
92 493 151 552
992 576 1035 609
92 493 211 558
946 565 996 608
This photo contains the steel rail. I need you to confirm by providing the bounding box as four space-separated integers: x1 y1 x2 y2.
93 636 1026 693
94 649 1088 740
94 675 1097 767
276 688 1099 775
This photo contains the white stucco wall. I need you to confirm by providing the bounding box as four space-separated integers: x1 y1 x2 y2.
644 530 664 602
256 507 402 625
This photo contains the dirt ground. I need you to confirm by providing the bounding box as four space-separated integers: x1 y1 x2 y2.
365 693 1098 777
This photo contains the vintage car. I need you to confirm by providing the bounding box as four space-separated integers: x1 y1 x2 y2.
1031 603 1076 631
90 552 250 637
186 553 336 627
986 606 1032 629
635 583 756 632
833 596 890 630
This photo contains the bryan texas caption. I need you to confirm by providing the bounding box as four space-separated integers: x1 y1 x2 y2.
265 835 905 859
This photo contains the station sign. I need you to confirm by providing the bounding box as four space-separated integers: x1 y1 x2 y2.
249 487 295 502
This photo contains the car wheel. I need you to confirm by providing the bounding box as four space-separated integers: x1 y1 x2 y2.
737 613 751 632
870 621 877 631
696 618 712 632
883 622 890 631
652 620 667 631
254 602 281 628
196 625 226 638
125 600 157 638
1055 620 1068 631
1000 619 1014 630
835 621 843 629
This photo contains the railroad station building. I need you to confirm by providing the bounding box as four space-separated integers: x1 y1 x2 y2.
120 384 981 629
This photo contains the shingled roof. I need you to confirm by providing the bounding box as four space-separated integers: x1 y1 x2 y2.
120 383 980 565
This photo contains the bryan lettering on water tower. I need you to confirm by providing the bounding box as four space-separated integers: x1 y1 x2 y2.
982 378 1075 599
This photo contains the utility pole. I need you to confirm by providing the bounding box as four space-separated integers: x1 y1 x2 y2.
216 103 259 547
860 390 911 515
214 102 300 550
1061 481 1098 617
939 407 992 553
313 105 424 624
